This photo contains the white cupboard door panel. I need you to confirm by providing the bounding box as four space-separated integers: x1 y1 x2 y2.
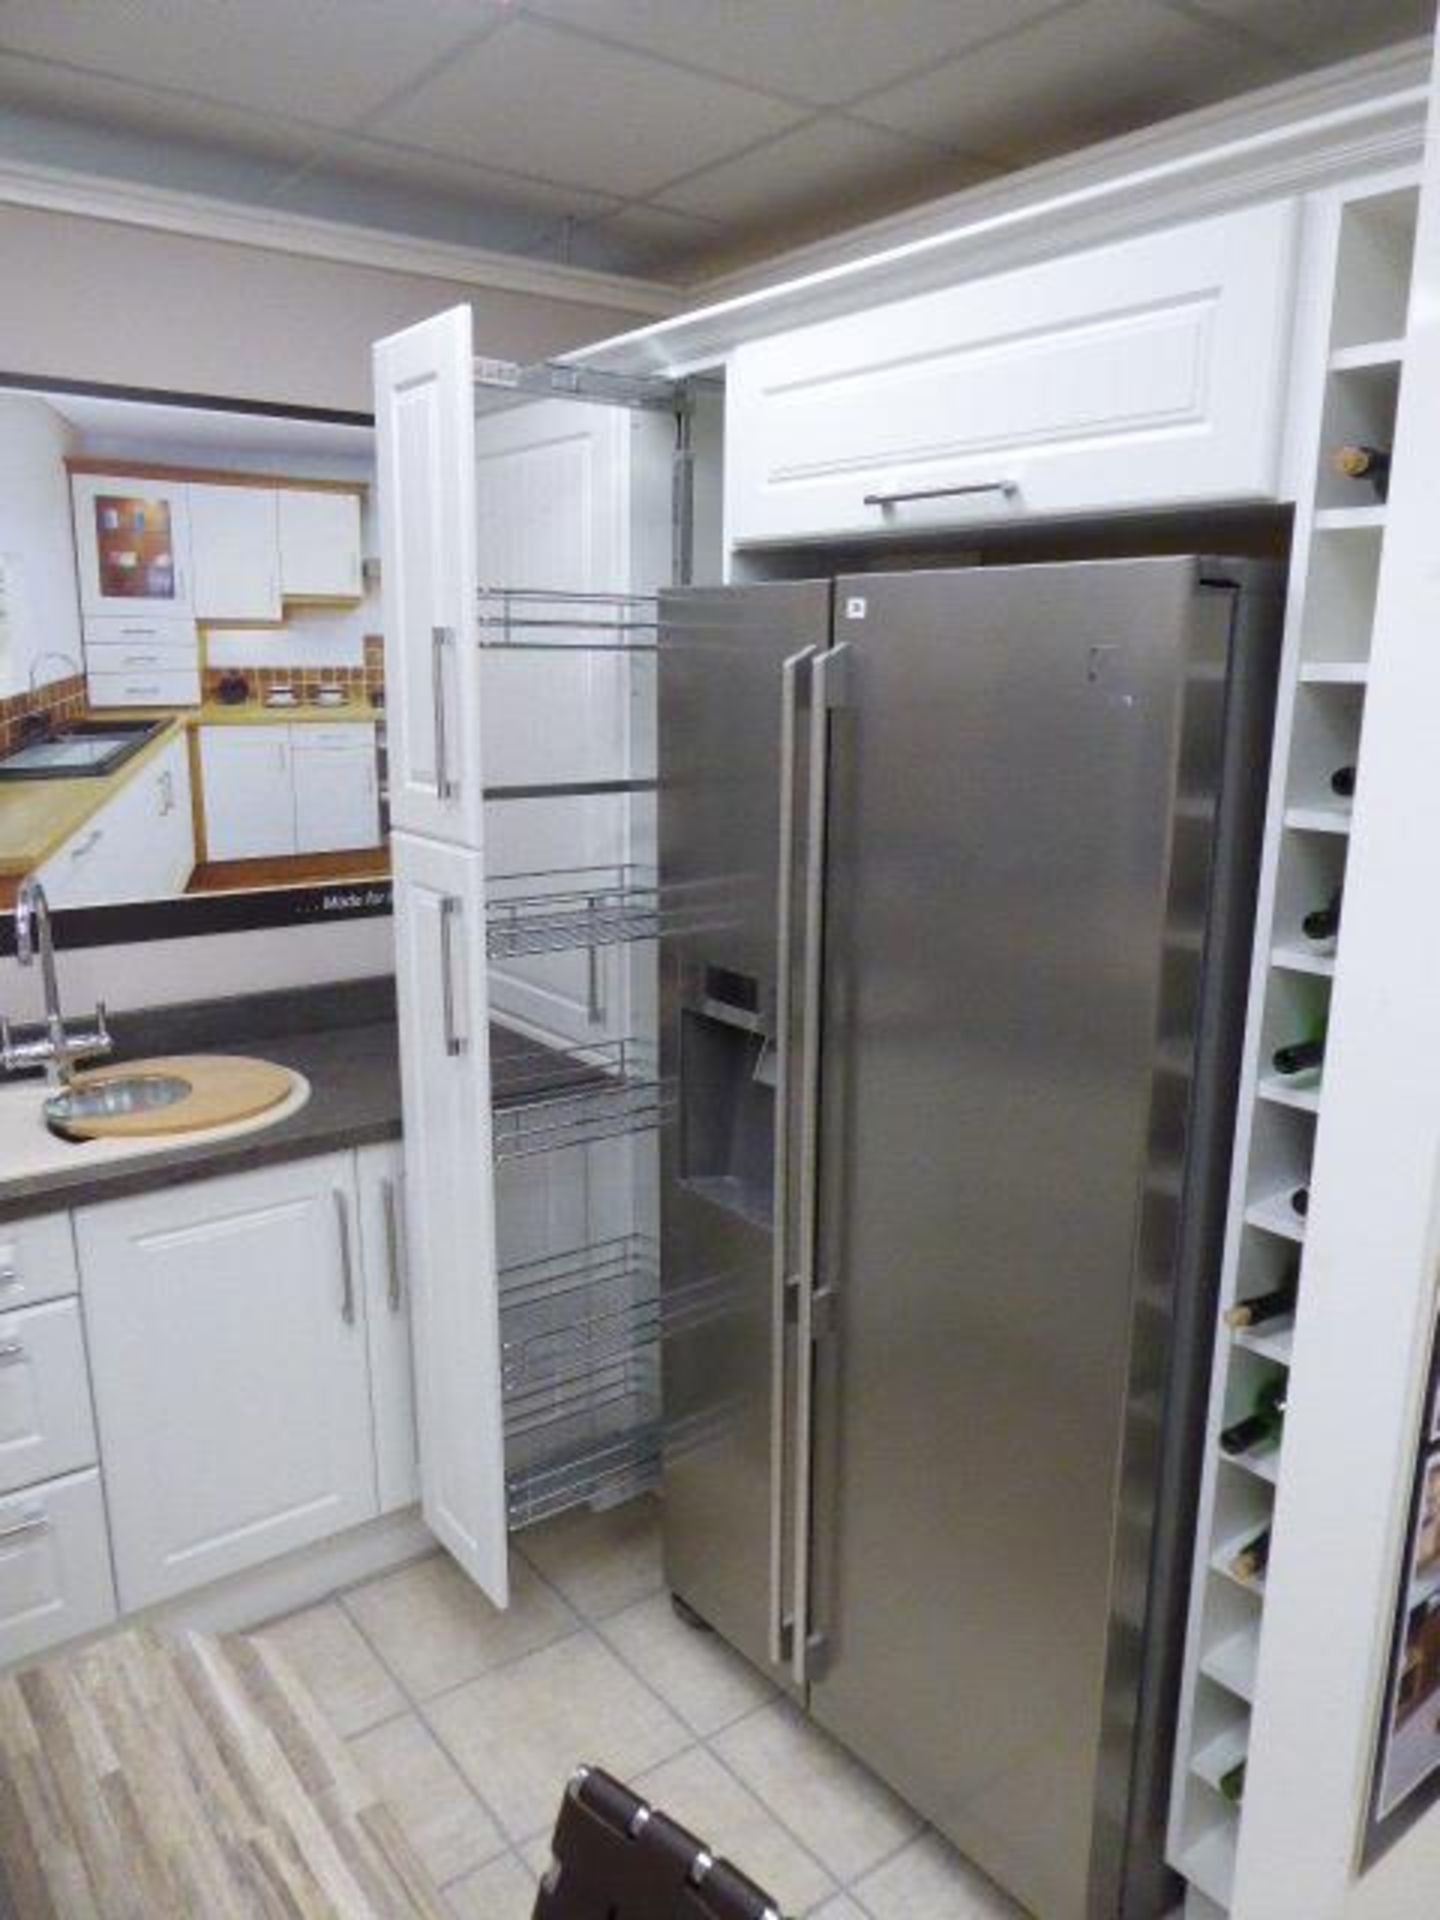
0 1215 79 1314
291 727 381 853
199 725 297 861
392 833 507 1602
727 201 1299 544
77 1156 378 1610
0 1470 116 1665
356 1143 418 1513
71 473 194 616
0 1300 97 1496
375 307 483 845
190 484 281 621
279 490 363 599
33 732 194 908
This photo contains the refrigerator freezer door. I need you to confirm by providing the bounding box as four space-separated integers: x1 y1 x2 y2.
808 560 1239 1920
658 580 832 1677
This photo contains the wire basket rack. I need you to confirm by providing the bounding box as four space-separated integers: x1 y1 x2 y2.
490 1037 665 1162
486 864 660 960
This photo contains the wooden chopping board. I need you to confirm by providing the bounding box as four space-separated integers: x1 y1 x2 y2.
60 1054 297 1139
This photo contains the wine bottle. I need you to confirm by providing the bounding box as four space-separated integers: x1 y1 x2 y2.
1302 887 1342 944
1220 1376 1287 1455
1230 1526 1272 1583
1290 1185 1310 1218
1224 1273 1299 1330
1272 1023 1326 1077
1330 764 1357 800
1330 443 1391 501
1218 1758 1247 1805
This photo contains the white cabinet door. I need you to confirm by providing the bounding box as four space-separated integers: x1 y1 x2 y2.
71 473 194 616
374 307 483 846
355 1142 418 1513
0 1299 98 1496
33 732 195 908
279 489 364 599
190 484 281 621
76 1155 378 1611
0 1215 79 1314
199 725 297 861
0 1469 116 1665
727 201 1299 544
392 832 508 1602
291 724 381 853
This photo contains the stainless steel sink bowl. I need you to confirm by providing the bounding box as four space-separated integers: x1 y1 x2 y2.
0 719 168 782
44 1072 192 1135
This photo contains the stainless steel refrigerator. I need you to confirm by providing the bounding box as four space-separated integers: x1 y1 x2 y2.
657 559 1281 1920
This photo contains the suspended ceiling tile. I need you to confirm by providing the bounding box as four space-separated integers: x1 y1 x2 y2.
1174 0 1435 63
0 0 500 129
571 203 725 275
371 15 807 199
855 0 1298 167
523 0 1079 107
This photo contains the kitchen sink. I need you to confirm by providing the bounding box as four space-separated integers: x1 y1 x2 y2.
44 1072 193 1135
0 719 169 781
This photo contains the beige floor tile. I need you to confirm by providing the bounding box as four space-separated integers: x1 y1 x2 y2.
348 1711 507 1886
634 1744 836 1916
255 1599 405 1737
343 1549 577 1700
601 1590 775 1736
810 1899 868 1919
444 1850 538 1920
852 1831 1029 1919
516 1495 663 1621
425 1630 692 1841
712 1699 922 1884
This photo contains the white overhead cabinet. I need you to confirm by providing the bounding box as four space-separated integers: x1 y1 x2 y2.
726 201 1300 545
71 472 194 617
77 1156 379 1611
189 483 282 621
279 489 364 599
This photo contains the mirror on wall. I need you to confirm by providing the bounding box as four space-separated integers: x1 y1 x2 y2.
0 379 388 946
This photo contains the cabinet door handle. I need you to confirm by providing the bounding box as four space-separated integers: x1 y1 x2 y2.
71 829 103 859
122 653 162 665
431 625 457 800
0 1510 48 1547
0 1340 26 1366
0 1266 18 1288
862 479 1018 507
381 1176 404 1314
333 1189 356 1326
439 894 467 1058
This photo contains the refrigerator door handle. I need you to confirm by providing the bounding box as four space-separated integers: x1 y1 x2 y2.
769 643 817 1670
790 640 849 1685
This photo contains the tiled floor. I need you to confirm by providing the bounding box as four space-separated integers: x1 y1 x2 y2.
255 1497 1027 1919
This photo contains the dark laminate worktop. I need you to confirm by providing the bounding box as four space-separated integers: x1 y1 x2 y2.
0 976 602 1223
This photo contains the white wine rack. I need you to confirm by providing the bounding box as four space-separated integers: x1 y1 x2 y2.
1167 173 1421 1919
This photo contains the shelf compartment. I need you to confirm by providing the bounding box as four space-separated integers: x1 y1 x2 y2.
505 1422 660 1530
1315 357 1399 512
1271 827 1345 961
1256 1073 1321 1115
1244 1191 1306 1243
1284 803 1351 836
491 1038 664 1162
1191 1724 1250 1798
1298 518 1383 668
1179 1820 1238 1910
477 586 659 652
1234 1320 1295 1368
1212 1529 1270 1595
487 864 660 959
1270 942 1334 979
1330 184 1418 353
1202 1626 1261 1705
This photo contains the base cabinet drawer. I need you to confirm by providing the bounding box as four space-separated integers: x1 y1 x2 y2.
0 1215 79 1313
0 1300 98 1497
87 667 201 709
0 1469 116 1666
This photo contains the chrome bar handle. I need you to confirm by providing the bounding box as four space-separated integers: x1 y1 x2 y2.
863 479 1017 507
381 1176 404 1315
0 1510 48 1547
790 641 847 1685
431 624 457 800
586 896 605 1026
334 1189 356 1326
439 894 467 1057
768 644 817 1669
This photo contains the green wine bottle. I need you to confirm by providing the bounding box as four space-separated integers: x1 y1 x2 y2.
1224 1272 1299 1330
1230 1526 1272 1584
1273 1018 1326 1077
1218 1758 1247 1805
1220 1376 1287 1455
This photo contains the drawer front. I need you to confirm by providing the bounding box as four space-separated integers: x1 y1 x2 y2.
727 201 1299 544
84 641 199 672
87 667 201 709
0 1469 116 1666
0 1215 79 1312
290 722 375 751
0 1299 98 1497
84 614 198 654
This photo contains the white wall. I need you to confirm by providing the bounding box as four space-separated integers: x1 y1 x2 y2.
0 394 83 697
0 202 660 1011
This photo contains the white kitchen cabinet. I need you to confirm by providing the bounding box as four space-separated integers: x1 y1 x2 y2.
391 832 508 1602
71 472 194 617
34 732 195 907
199 725 297 861
0 1299 98 1497
726 201 1300 545
0 1214 78 1314
279 489 364 600
190 483 281 622
0 1469 116 1666
76 1155 378 1611
375 307 485 846
355 1143 418 1513
291 723 382 853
